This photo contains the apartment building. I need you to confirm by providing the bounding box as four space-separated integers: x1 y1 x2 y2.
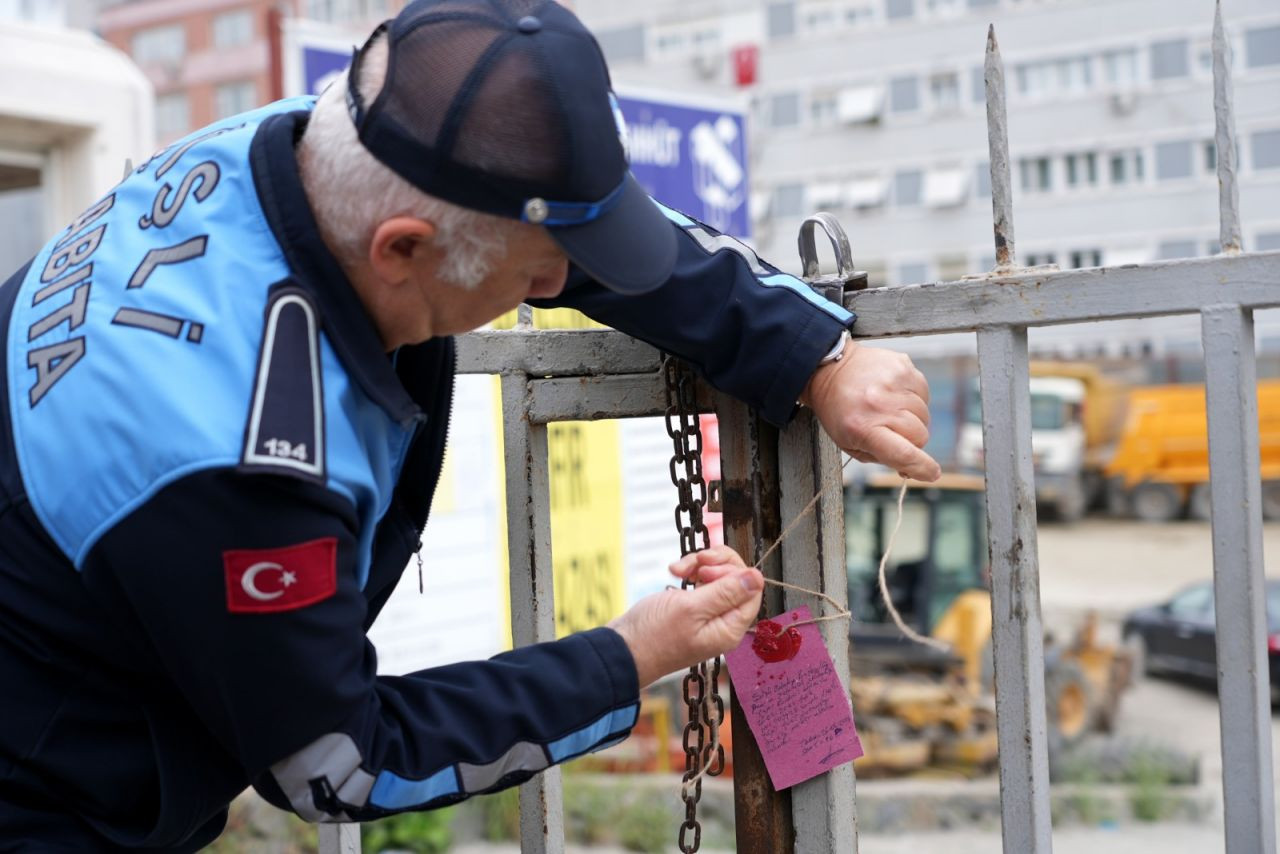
579 0 1280 354
97 0 405 146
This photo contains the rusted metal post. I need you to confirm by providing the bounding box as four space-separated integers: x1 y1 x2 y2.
500 371 566 854
716 391 793 854
777 410 857 853
984 26 1016 271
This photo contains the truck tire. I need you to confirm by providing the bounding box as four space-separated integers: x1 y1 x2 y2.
1129 482 1183 523
1262 482 1280 521
1104 477 1130 516
1054 482 1087 523
1188 482 1212 521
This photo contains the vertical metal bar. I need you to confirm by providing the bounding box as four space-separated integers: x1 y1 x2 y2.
778 410 857 854
976 326 1052 854
1201 305 1276 854
1213 0 1242 255
500 372 565 854
984 26 1016 270
715 391 794 854
318 824 361 854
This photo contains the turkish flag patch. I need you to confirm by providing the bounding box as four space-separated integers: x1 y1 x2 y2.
223 537 338 614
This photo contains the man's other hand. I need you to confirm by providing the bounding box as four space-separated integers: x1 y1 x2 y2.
607 545 763 688
800 338 942 482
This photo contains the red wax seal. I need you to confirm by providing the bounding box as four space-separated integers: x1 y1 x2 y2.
752 620 803 662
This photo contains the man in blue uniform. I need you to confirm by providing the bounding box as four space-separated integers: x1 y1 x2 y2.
0 0 938 849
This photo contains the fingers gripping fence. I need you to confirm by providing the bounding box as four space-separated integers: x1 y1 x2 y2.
319 6 1277 852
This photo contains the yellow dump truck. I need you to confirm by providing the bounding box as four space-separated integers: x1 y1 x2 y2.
1103 380 1280 522
956 361 1127 521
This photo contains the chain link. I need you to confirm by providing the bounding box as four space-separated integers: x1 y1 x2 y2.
663 355 724 854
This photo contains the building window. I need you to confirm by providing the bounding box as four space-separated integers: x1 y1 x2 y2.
1150 38 1189 80
924 0 961 16
888 75 919 112
1245 25 1280 68
769 92 801 127
155 92 189 140
970 66 986 104
1068 249 1102 269
212 9 254 48
132 23 185 64
967 0 999 7
929 72 960 112
885 0 915 21
803 3 839 32
893 169 923 206
597 24 646 63
975 161 991 197
810 91 838 126
1102 48 1140 87
214 81 257 119
1019 157 1052 192
774 183 805 218
1157 240 1197 260
1253 130 1280 171
1154 140 1193 180
1064 152 1098 188
1257 232 1280 252
767 2 796 38
896 262 929 285
845 4 876 26
1024 252 1057 267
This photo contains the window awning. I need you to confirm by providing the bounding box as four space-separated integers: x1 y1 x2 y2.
837 85 885 124
1104 247 1150 267
846 177 888 208
807 181 845 210
923 168 971 208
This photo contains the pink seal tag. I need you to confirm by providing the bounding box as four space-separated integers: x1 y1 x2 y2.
724 605 863 789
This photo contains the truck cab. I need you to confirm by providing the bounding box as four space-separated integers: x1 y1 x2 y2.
955 376 1089 521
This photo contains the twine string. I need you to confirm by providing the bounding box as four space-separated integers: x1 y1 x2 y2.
682 465 948 793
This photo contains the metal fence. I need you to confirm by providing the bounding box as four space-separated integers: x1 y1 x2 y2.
322 4 1278 852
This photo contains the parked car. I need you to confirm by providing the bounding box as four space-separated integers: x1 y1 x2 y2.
1122 580 1280 703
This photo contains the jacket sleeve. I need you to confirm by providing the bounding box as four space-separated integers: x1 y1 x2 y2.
530 202 856 427
81 468 639 822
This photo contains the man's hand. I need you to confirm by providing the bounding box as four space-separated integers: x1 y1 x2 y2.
800 337 942 482
607 545 763 688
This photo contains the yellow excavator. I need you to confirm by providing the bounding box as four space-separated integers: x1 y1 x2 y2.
844 472 1130 776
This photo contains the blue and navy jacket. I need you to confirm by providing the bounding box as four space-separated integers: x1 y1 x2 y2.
0 97 853 851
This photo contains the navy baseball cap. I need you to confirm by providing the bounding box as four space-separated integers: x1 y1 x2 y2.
345 0 677 295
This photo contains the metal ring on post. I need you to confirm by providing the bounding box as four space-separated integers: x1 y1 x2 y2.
798 213 856 282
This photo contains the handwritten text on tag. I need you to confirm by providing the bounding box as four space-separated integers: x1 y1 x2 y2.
724 605 863 789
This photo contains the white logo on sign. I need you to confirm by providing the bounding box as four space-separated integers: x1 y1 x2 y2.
241 561 298 601
689 115 745 233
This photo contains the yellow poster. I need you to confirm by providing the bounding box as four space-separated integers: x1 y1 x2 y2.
492 307 626 640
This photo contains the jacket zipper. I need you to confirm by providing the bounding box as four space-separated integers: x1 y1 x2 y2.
413 337 458 593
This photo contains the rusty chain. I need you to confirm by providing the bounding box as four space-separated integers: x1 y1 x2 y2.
663 355 724 854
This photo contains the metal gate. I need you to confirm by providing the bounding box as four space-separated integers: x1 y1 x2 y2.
321 6 1278 853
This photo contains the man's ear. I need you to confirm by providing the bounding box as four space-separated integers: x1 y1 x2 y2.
368 217 439 286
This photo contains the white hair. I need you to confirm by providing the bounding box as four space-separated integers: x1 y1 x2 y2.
297 34 513 289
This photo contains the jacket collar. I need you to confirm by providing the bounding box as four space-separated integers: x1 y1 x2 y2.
250 109 425 425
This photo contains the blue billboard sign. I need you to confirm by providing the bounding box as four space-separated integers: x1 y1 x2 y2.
302 45 352 96
615 93 750 240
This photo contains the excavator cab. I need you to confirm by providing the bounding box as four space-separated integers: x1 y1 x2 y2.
845 472 988 663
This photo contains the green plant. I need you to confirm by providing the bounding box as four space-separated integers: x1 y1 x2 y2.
615 799 675 853
361 808 453 853
481 787 521 841
1129 753 1173 821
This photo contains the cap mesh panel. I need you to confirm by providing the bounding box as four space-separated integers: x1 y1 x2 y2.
375 7 569 188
